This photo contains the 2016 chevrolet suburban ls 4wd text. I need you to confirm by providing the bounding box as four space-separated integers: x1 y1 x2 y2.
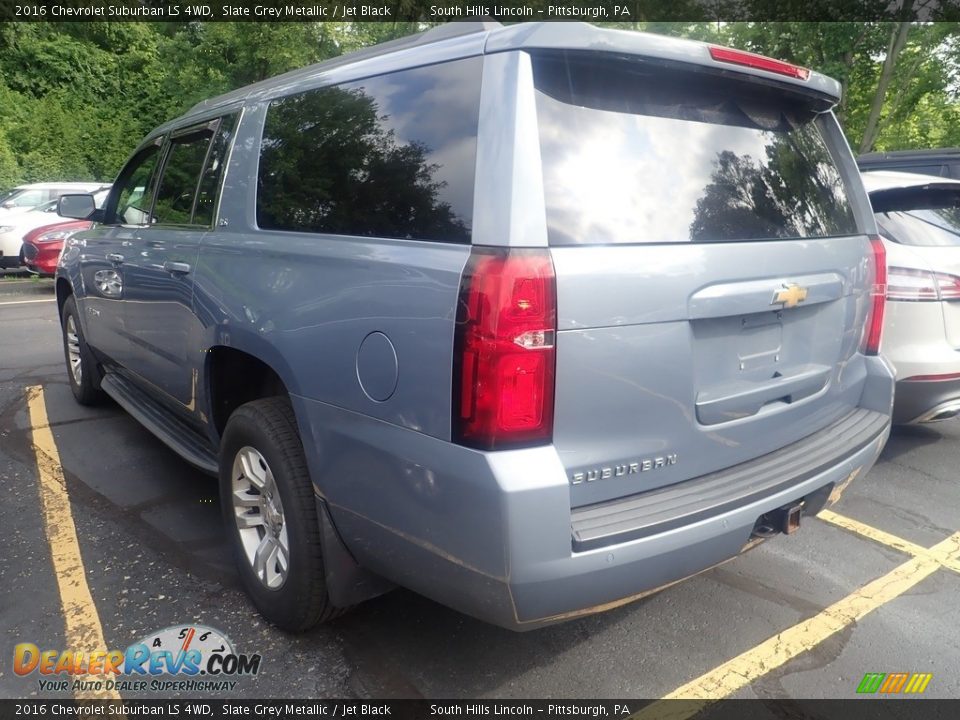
55 22 895 631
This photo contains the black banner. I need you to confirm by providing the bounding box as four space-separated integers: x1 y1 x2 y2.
1 700 959 720
1 0 959 22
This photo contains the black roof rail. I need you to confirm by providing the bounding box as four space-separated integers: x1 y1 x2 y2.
859 147 960 163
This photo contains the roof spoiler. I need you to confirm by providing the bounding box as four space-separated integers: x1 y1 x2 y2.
869 184 960 213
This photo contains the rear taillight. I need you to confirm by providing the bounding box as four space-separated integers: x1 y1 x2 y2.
453 248 556 450
708 46 811 81
887 267 960 301
934 271 960 300
903 371 960 382
887 267 941 301
863 236 886 356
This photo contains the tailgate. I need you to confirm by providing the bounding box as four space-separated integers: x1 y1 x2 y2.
530 50 875 508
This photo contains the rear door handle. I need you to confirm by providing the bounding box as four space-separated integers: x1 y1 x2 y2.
163 261 192 275
105 253 124 264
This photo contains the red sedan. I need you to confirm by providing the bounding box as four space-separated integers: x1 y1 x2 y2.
21 219 91 277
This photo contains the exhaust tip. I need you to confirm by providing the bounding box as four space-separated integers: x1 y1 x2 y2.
915 401 960 423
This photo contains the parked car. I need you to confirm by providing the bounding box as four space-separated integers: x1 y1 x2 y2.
22 219 92 277
0 189 109 268
858 148 960 180
55 22 895 631
0 200 59 268
0 182 108 217
862 170 960 423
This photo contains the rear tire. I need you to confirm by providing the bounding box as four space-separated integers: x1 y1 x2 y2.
219 397 342 631
61 295 105 405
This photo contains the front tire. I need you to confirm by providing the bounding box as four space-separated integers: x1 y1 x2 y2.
219 397 340 631
61 295 105 405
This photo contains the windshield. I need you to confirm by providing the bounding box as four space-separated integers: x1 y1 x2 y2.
0 188 44 210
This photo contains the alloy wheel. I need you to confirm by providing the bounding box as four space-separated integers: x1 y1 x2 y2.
231 446 290 589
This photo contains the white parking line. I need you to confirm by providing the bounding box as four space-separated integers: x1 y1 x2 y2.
0 298 56 306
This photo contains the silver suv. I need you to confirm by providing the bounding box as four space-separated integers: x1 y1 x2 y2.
56 22 895 630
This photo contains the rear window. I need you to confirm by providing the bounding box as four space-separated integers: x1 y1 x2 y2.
873 188 960 247
257 58 481 243
533 53 858 245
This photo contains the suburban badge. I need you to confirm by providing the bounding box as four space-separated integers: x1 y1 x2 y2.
571 454 678 484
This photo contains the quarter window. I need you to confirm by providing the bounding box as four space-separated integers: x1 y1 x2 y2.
193 114 239 227
256 58 481 243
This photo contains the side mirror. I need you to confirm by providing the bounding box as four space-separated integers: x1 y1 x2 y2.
1 200 14 209
58 194 96 220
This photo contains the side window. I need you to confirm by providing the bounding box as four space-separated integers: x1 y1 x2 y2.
111 145 161 225
256 57 481 243
193 114 239 227
153 127 215 226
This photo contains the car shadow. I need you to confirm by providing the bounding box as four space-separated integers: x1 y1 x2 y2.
880 421 952 463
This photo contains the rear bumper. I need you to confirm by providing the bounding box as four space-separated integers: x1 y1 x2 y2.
296 357 894 631
881 298 960 423
504 411 889 629
894 377 960 424
0 233 22 267
0 251 21 269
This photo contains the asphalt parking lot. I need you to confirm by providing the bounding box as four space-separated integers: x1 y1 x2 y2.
2 278 959 704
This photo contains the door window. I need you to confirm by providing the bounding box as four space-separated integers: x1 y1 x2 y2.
153 128 215 226
109 145 161 226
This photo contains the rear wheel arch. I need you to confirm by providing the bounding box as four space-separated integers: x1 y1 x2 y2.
205 345 295 440
208 345 393 621
219 396 344 630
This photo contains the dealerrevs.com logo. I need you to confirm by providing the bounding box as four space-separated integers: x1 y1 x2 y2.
13 625 261 693
856 672 933 695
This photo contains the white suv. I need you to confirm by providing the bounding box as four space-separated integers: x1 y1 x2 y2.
0 182 108 216
863 170 960 423
0 184 109 268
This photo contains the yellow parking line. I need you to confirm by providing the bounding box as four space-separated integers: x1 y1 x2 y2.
818 509 929 557
26 385 121 701
820 509 960 575
635 531 960 719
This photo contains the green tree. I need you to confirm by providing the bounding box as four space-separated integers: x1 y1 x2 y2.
1 20 959 186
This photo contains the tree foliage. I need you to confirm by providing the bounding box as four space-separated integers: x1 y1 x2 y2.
619 21 960 153
0 20 957 189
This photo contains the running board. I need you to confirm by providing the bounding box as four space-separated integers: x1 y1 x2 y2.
101 372 218 476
